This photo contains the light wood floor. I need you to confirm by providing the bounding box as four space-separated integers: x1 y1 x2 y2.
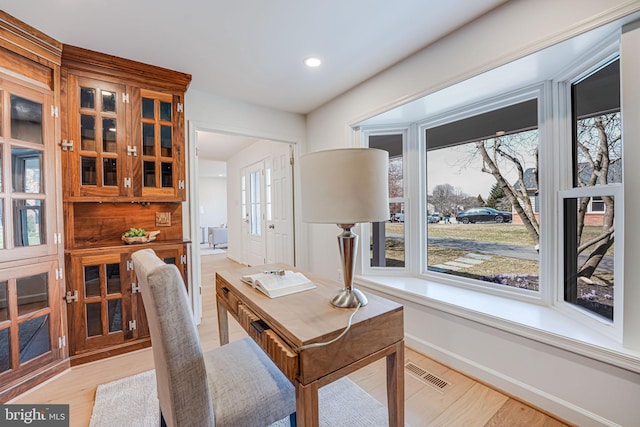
14 254 570 426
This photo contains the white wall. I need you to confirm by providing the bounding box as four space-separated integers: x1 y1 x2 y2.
198 160 227 233
304 1 640 425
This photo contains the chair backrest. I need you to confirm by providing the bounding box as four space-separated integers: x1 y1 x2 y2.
132 249 214 427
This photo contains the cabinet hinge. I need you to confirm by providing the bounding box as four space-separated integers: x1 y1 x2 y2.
55 268 64 281
51 105 59 117
126 260 134 271
122 93 130 103
177 103 184 113
129 320 137 331
180 255 187 265
124 177 131 188
178 180 185 190
127 145 137 156
65 290 78 304
58 335 66 349
132 283 141 294
61 139 74 151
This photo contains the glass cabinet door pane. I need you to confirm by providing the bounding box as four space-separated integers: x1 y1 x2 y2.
11 148 42 193
81 115 96 151
142 98 154 119
102 118 117 152
160 126 172 156
10 95 42 144
0 328 9 373
81 87 95 109
106 263 120 294
160 101 172 121
86 303 102 337
161 162 172 187
101 90 116 113
19 315 50 363
144 161 155 187
84 265 100 297
103 158 117 186
142 123 155 155
81 157 97 185
0 281 7 321
13 199 44 247
107 299 122 332
17 273 48 315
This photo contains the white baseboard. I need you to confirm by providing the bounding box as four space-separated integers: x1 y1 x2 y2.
404 333 616 427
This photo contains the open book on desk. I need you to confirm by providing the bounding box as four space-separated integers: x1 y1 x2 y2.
241 270 316 298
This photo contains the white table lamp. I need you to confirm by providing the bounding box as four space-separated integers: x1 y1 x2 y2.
301 148 389 308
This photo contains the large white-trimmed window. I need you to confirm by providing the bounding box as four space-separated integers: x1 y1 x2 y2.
422 93 541 297
364 129 408 270
355 17 640 362
559 56 622 338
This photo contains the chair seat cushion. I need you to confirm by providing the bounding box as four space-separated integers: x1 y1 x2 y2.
205 337 296 427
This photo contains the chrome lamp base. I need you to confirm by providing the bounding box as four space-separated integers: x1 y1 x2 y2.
332 224 369 308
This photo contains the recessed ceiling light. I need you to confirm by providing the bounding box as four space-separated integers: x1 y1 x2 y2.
304 57 322 68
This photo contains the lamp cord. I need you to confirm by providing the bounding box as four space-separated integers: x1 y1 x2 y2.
294 303 362 351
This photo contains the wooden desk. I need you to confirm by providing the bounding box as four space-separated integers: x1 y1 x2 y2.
216 264 405 427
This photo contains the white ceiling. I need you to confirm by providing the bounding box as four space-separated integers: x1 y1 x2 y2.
2 0 507 115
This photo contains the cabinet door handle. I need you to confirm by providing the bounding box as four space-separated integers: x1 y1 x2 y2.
221 287 229 295
250 319 270 334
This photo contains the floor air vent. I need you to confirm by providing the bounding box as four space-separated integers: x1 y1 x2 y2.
405 361 451 393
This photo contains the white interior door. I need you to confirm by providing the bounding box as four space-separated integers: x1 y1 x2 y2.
244 161 266 266
265 144 295 265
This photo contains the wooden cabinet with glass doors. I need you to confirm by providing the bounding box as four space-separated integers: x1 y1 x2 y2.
61 45 191 202
65 244 188 365
0 11 66 402
60 45 192 364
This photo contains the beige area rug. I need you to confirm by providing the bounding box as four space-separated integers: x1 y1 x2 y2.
90 370 395 427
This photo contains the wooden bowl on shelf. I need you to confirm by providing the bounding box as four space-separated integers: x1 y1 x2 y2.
121 230 160 244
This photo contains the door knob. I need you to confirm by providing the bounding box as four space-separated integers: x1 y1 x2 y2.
268 224 275 229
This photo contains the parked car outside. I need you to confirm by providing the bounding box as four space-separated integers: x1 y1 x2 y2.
427 213 441 223
392 212 405 223
455 207 512 224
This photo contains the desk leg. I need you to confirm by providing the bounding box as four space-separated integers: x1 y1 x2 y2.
217 300 229 346
387 340 405 427
295 380 319 427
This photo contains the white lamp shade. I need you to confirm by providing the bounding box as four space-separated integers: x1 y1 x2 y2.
301 148 390 224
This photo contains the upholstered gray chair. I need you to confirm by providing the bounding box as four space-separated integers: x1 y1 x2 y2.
131 249 296 427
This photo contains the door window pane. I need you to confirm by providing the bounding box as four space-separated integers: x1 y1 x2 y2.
250 170 261 236
106 263 120 294
101 90 116 113
102 118 117 152
10 95 42 144
84 265 100 297
0 281 7 321
161 162 172 187
13 199 44 247
103 158 117 186
86 303 102 337
0 328 9 373
160 126 172 156
17 273 48 315
81 87 95 109
81 156 97 185
160 101 172 121
81 115 96 151
11 148 42 193
142 98 154 119
142 123 155 155
107 299 122 332
19 315 50 363
143 161 155 187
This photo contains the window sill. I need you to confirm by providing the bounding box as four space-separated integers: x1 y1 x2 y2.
357 274 640 373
